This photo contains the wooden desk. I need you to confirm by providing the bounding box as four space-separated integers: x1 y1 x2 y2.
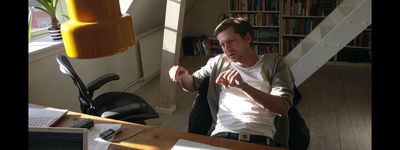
30 104 287 150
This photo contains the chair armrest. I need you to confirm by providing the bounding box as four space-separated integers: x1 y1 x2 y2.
101 103 147 119
87 73 119 97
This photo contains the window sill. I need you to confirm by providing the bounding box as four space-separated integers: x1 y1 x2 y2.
29 35 65 63
29 34 64 56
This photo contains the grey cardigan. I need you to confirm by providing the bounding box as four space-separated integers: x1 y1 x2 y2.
190 54 294 147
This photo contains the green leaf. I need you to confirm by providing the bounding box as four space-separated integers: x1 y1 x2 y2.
34 0 60 29
60 14 70 20
29 7 33 45
34 0 57 18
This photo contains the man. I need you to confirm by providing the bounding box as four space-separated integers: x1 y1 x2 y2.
169 17 294 147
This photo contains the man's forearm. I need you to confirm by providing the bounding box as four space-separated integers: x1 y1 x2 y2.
241 83 289 116
179 74 194 91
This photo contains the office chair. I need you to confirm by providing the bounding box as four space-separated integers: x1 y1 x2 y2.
188 77 309 150
56 54 158 124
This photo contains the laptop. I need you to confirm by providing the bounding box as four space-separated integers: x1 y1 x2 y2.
29 108 68 127
28 127 88 150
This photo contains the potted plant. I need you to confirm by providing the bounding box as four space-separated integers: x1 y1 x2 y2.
34 0 62 40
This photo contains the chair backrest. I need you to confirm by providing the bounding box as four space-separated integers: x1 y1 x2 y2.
188 77 212 135
288 86 310 150
56 54 95 114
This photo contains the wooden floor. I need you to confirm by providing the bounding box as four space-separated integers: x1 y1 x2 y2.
297 64 371 150
130 58 371 150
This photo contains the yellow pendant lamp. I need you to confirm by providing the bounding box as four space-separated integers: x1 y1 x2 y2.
61 0 136 59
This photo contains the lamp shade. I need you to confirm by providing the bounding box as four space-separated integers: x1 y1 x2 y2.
61 0 136 59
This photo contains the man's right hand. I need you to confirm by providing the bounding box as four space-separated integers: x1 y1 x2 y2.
169 65 189 83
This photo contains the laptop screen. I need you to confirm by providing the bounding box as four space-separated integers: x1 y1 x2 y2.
28 127 88 150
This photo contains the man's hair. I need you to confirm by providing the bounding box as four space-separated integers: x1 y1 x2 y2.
213 17 254 42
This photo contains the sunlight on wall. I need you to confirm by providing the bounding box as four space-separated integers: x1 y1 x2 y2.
119 0 133 14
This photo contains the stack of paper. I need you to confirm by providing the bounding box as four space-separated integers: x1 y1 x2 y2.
89 123 121 150
172 139 230 150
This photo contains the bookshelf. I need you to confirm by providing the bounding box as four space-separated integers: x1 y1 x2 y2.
335 26 372 63
229 0 281 55
182 36 222 57
281 0 372 63
281 0 339 56
182 0 372 64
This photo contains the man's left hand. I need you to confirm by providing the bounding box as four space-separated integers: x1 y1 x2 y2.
215 69 246 89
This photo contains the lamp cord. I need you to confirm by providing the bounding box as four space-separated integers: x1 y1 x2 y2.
112 126 157 142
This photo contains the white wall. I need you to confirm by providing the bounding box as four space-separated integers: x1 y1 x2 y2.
184 0 228 37
129 0 167 35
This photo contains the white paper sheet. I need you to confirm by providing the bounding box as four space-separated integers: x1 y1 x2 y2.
88 123 121 150
172 139 231 150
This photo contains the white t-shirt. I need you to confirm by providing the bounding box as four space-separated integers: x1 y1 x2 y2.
211 56 277 138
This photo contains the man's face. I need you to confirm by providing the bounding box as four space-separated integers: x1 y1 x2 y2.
217 27 252 62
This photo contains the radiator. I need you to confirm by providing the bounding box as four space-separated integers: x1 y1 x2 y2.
138 27 164 80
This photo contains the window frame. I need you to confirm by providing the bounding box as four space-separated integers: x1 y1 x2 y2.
30 0 69 38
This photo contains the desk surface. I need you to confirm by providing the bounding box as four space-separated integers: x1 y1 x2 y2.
30 104 287 150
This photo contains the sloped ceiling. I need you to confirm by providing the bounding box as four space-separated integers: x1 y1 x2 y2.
125 0 167 35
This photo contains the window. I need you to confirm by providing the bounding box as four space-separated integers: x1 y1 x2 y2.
28 0 69 38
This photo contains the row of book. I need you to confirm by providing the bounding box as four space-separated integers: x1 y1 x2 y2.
347 30 372 48
282 0 340 16
230 0 280 11
281 29 371 55
253 28 279 42
183 36 222 56
282 38 302 55
254 44 280 55
230 13 279 26
281 18 323 35
182 35 280 56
